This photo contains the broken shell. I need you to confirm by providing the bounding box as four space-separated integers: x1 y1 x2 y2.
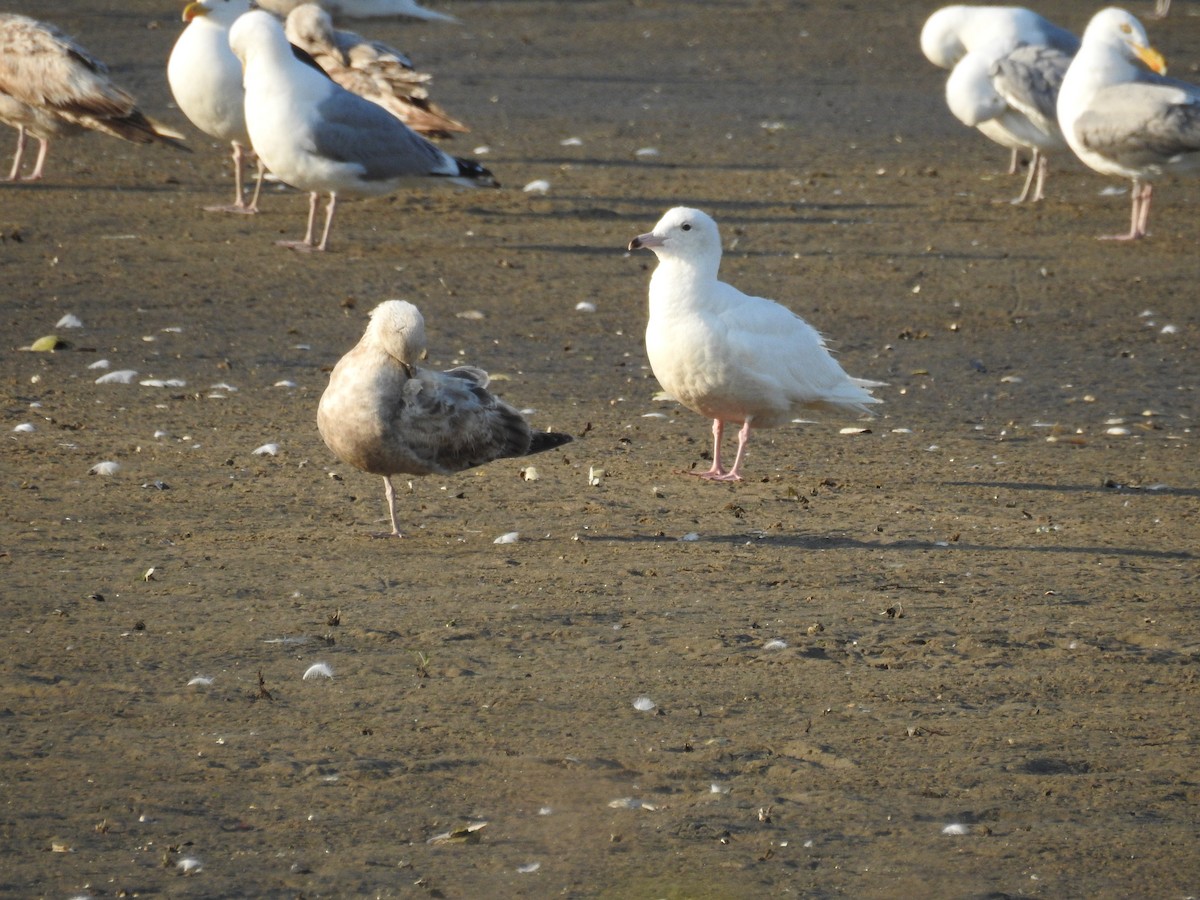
521 466 540 482
632 696 657 712
95 370 138 385
89 461 121 476
252 443 280 457
494 531 520 544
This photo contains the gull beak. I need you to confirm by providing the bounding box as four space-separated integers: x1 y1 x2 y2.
182 2 208 23
1134 43 1167 75
628 231 663 251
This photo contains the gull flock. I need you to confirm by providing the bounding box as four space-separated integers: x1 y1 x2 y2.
2 4 1194 533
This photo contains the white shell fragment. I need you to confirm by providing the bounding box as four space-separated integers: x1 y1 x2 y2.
494 531 521 545
521 466 540 482
588 466 605 486
177 857 203 874
187 676 214 687
140 378 187 388
632 696 657 712
516 862 541 874
12 423 35 433
522 179 551 194
1105 427 1131 436
575 301 596 313
252 443 280 457
55 313 83 328
635 146 660 157
560 136 583 146
95 369 138 385
679 532 700 542
87 359 110 370
839 426 871 435
942 823 970 836
303 662 334 681
89 461 121 476
608 797 660 811
763 639 788 650
274 380 297 388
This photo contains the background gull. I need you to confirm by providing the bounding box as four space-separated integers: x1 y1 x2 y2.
168 0 266 213
0 13 187 181
921 5 1079 185
1057 7 1200 240
284 3 469 138
228 9 495 251
628 208 883 483
317 300 574 537
256 0 458 24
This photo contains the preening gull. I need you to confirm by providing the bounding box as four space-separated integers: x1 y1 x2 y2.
920 5 1079 196
0 13 187 181
228 10 495 251
168 0 266 213
628 208 883 483
1057 7 1199 240
284 4 469 138
317 300 573 537
256 0 458 24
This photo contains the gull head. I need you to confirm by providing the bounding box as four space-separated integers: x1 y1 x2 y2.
1083 7 1166 74
919 6 970 69
366 300 428 366
628 207 722 267
284 3 339 58
183 0 252 26
228 9 287 65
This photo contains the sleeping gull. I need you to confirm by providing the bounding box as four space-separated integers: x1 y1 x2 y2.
1057 7 1198 240
168 0 266 213
284 3 469 138
920 5 1079 194
228 10 495 251
256 0 458 23
317 300 574 537
0 13 187 181
628 208 883 483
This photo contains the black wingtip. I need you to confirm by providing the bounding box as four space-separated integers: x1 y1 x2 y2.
455 157 499 188
527 431 573 455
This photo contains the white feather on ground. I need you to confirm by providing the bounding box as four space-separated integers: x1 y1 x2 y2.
317 301 573 536
628 207 883 482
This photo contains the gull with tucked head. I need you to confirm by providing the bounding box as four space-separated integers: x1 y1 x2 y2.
317 301 573 537
629 207 883 483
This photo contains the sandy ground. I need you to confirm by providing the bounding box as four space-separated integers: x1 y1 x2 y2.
2 0 1198 897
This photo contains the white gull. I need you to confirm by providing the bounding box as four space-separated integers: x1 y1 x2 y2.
628 207 883 483
317 301 573 537
1057 7 1199 240
228 10 495 252
168 0 266 213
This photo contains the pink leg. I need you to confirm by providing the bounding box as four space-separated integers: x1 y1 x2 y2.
315 192 338 251
1007 147 1020 176
205 141 261 214
688 419 728 479
377 475 403 538
1031 153 1049 203
6 126 27 181
1100 179 1151 241
27 137 49 180
713 420 752 482
246 153 265 213
1010 148 1039 204
277 191 324 251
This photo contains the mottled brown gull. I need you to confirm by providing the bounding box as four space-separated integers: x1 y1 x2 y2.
629 208 883 483
284 3 468 138
317 301 573 537
0 13 187 181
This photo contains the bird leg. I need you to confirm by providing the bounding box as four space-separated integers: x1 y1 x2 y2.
1100 179 1152 241
1011 149 1047 204
246 152 266 213
6 126 27 181
715 420 752 482
1007 147 1020 176
688 419 729 479
316 192 338 251
26 135 50 180
205 141 262 214
276 190 324 251
377 475 403 538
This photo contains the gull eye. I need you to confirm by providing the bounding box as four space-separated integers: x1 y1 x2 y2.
1120 23 1132 33
681 223 692 231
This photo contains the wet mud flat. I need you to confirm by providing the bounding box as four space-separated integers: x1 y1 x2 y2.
1 0 1198 897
